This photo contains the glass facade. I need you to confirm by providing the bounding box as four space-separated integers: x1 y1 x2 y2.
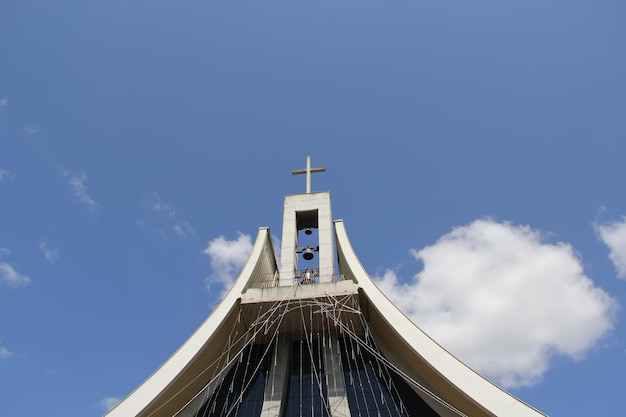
193 343 271 417
339 337 440 417
193 336 439 417
283 339 331 417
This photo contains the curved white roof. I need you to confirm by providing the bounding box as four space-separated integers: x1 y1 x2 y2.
104 216 548 417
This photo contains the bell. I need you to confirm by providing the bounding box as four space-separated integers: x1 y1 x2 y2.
303 247 314 260
304 227 313 235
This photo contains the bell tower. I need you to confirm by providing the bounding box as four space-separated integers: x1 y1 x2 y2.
278 156 335 286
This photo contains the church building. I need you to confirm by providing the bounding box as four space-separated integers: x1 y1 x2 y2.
104 157 547 417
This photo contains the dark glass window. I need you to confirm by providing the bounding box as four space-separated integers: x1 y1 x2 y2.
283 339 331 417
194 343 271 417
339 337 440 417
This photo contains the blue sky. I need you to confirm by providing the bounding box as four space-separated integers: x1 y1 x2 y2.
1 1 625 416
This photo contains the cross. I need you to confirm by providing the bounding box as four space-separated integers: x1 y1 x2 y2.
292 156 325 193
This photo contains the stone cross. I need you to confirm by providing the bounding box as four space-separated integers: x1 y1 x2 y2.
292 156 325 193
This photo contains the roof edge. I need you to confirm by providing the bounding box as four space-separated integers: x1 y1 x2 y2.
333 219 547 417
105 227 276 417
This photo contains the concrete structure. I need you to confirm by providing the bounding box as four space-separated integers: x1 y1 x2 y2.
104 157 547 417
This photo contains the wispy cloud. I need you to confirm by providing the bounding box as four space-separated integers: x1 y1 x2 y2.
0 342 12 360
0 169 13 183
0 249 31 288
0 264 31 287
203 233 253 295
140 193 195 240
374 218 617 389
173 221 196 238
39 240 59 264
95 397 121 413
63 169 98 212
24 126 39 134
0 97 7 108
595 216 626 279
45 367 64 376
143 193 176 217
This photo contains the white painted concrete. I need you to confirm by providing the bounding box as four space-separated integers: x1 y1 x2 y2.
278 192 335 286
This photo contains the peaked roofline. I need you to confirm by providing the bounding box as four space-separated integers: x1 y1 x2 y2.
105 217 548 417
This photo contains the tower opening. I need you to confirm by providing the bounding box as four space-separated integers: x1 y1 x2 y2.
296 209 320 282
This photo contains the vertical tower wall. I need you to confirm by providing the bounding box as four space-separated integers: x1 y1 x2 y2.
279 192 335 285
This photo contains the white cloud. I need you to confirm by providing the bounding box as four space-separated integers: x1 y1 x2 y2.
595 216 626 279
0 97 7 107
96 397 121 412
0 341 12 359
0 249 31 287
173 221 196 238
375 218 617 389
141 193 197 240
143 193 176 217
64 170 97 211
39 240 59 263
0 169 13 183
24 126 39 134
0 262 31 287
203 233 253 294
